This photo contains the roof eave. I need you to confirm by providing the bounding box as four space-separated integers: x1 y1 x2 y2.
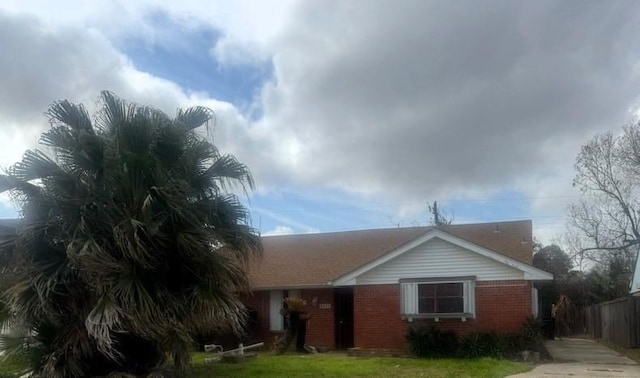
250 283 333 291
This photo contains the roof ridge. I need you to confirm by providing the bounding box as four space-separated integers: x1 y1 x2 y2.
261 219 531 238
261 225 431 238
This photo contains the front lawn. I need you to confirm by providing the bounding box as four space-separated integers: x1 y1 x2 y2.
190 353 531 378
1 352 532 377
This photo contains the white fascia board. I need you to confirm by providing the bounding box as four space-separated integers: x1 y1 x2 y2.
332 229 553 286
252 284 332 291
524 270 554 280
327 278 356 286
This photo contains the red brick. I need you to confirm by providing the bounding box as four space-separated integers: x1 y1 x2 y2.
246 281 533 352
353 281 533 351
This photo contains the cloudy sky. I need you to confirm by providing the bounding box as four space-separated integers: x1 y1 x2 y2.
1 0 639 241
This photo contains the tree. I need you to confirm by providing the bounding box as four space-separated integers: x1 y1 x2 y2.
567 123 640 293
0 92 261 377
584 253 633 302
428 201 453 226
533 244 572 279
532 244 573 315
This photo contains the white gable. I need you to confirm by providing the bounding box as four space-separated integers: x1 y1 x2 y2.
356 237 524 285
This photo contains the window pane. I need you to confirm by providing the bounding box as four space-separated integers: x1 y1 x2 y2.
418 284 435 297
437 283 463 297
418 297 435 313
437 297 464 313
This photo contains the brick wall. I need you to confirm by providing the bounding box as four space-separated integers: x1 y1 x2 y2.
242 290 272 345
246 281 533 351
300 289 335 350
474 280 533 332
353 280 533 351
242 289 336 349
353 284 406 350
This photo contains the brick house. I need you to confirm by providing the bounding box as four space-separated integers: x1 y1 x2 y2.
244 220 553 351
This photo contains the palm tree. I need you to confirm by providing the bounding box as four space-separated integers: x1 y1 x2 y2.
0 92 261 377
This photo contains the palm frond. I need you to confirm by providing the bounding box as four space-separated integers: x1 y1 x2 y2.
199 154 255 195
46 100 93 132
10 150 64 182
175 106 215 133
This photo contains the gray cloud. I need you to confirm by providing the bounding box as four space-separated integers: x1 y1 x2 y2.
0 12 129 166
252 0 640 201
1 1 640 237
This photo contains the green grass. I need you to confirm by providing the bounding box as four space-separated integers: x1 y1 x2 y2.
0 351 532 377
189 353 531 378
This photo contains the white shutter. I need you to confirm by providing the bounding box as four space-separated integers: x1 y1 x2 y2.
269 290 283 331
532 287 539 317
401 283 418 315
464 281 476 316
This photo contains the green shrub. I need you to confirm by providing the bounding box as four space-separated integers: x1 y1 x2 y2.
458 331 507 358
406 324 459 358
406 317 545 359
503 333 526 357
520 317 543 350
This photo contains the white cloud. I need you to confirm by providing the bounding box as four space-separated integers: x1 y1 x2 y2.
262 225 293 236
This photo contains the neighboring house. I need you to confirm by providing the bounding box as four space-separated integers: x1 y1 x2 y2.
244 220 553 351
631 250 640 295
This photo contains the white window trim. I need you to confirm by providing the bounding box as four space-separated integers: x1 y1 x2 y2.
401 277 476 320
269 290 284 331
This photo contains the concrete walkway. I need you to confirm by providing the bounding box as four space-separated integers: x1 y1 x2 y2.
509 338 640 378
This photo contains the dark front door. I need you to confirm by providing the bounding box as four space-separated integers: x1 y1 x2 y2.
334 287 354 349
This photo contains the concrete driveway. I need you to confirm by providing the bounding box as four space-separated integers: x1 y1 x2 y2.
508 338 640 378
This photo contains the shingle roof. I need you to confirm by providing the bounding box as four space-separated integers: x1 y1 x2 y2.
248 220 533 289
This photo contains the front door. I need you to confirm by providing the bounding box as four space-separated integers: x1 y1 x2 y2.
334 287 354 349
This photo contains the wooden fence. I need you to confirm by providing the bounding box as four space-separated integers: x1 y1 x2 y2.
583 296 640 348
565 303 588 336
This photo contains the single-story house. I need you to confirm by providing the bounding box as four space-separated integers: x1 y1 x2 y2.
244 220 553 351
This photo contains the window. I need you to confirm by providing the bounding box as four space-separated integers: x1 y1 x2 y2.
401 278 475 318
418 283 464 314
